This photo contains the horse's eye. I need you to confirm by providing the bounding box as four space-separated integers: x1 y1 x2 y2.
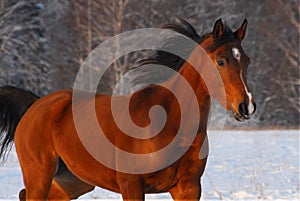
217 60 225 67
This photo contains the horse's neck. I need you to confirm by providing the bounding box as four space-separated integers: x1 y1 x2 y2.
163 47 211 104
162 49 211 132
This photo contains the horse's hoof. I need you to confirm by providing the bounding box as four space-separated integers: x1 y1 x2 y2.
19 189 26 201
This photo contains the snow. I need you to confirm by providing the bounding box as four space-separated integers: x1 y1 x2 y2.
0 130 299 200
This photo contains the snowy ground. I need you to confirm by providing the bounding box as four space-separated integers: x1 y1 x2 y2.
0 130 299 200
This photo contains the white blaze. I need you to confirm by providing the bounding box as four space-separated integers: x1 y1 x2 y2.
240 70 255 115
233 46 254 116
232 47 241 62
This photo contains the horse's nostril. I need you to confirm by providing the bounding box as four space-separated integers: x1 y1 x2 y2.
238 101 248 116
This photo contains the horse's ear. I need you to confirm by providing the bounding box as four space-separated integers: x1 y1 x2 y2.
235 18 248 42
213 18 224 37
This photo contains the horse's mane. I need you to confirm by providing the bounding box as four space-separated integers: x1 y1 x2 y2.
128 17 236 91
137 17 203 73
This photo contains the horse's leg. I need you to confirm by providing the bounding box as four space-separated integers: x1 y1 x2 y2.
19 180 70 201
48 180 70 200
117 174 145 201
169 179 201 201
19 189 26 201
15 121 58 200
53 158 95 199
17 158 97 201
15 92 73 200
17 152 57 200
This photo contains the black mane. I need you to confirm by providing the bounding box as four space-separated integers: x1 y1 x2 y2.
130 17 239 90
161 17 203 45
138 17 238 72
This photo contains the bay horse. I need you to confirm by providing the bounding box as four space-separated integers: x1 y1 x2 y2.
0 18 256 200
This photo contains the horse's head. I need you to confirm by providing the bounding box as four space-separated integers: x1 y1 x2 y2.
201 19 256 121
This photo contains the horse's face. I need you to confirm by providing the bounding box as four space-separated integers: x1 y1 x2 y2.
202 19 256 121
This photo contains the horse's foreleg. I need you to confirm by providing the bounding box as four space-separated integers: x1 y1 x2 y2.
169 179 201 201
117 174 145 201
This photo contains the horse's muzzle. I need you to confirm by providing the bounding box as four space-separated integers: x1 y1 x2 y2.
233 101 256 121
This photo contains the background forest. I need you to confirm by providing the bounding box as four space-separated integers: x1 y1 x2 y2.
0 0 298 128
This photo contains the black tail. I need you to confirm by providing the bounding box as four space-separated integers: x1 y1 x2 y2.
0 85 39 161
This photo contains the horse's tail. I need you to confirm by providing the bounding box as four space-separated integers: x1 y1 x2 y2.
0 85 39 161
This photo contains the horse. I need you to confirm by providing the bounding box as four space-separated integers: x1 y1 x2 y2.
0 17 256 200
